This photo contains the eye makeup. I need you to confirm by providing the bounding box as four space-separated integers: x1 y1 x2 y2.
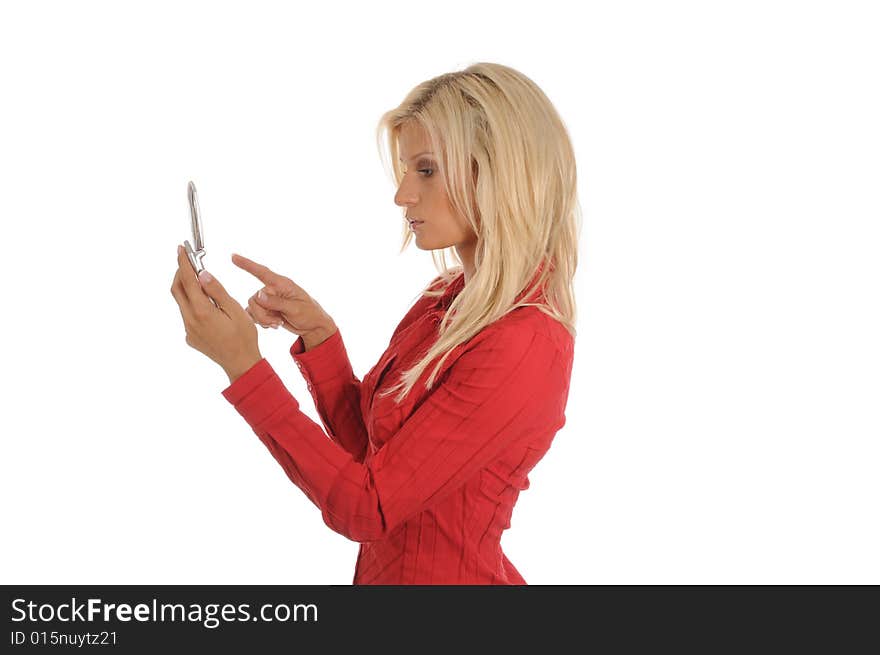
402 158 437 176
416 158 436 175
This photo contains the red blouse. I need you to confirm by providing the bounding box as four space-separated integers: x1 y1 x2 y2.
221 269 574 584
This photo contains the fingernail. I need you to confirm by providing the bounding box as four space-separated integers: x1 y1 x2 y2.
258 290 266 300
198 270 213 283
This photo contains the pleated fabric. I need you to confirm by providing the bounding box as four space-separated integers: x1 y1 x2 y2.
222 268 574 584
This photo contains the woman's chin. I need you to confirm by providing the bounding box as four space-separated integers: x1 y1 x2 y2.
411 231 450 251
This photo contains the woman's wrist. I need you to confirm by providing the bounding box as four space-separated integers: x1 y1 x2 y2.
301 323 338 351
223 351 263 385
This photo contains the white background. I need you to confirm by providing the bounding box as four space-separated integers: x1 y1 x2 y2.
1 0 877 584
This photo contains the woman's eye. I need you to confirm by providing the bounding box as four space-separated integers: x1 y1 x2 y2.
418 168 434 177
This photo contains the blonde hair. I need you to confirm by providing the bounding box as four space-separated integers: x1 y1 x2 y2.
375 62 582 403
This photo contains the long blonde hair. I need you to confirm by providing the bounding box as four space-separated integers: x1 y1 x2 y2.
375 62 581 403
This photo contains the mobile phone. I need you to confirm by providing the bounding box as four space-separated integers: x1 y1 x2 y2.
184 180 206 274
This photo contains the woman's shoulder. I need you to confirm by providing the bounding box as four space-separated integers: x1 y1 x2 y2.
406 268 573 355
472 304 574 359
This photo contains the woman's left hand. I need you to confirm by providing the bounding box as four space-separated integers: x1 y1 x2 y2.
170 245 263 384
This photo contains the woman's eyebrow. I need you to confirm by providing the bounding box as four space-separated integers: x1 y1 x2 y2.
399 151 434 162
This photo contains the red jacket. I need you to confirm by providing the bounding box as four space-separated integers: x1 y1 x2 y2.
221 268 574 584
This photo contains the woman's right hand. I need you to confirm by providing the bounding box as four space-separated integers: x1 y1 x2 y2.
231 253 338 348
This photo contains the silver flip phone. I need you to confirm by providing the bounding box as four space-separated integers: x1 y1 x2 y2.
184 181 206 274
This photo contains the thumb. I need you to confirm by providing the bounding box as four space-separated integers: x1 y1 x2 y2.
256 288 285 310
198 270 235 312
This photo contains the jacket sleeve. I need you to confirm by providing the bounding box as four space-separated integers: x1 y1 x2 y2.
222 323 572 544
289 328 369 463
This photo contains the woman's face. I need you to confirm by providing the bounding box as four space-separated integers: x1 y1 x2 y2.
394 122 478 253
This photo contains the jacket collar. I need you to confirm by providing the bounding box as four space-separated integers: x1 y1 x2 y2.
432 261 550 311
434 271 467 310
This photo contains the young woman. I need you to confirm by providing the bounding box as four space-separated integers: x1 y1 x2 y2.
171 62 581 584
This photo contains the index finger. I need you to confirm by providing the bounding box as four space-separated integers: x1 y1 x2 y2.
231 253 279 285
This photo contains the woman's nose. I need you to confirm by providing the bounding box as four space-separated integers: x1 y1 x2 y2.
394 180 417 207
